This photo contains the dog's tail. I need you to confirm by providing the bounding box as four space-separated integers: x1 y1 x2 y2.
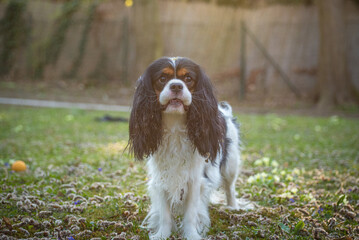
219 101 233 117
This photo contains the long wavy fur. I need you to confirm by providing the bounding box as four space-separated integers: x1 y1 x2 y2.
128 72 163 160
186 65 226 163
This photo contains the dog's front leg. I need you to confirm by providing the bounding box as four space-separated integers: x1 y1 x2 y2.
149 190 173 240
182 180 204 240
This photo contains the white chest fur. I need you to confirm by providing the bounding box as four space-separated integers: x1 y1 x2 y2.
147 114 204 210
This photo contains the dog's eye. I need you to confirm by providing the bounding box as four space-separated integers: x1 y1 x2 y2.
158 76 167 84
184 75 192 83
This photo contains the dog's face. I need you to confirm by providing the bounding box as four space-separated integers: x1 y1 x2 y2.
129 57 225 161
149 57 199 114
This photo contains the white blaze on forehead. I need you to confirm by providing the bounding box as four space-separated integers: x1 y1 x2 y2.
169 57 179 78
169 56 182 69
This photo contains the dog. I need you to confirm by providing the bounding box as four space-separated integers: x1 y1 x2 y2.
128 57 242 239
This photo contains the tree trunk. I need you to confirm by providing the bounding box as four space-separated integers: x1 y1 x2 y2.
316 0 358 110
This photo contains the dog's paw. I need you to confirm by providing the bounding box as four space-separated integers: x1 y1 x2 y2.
183 231 202 240
224 197 255 211
150 231 171 240
149 224 173 240
182 223 204 240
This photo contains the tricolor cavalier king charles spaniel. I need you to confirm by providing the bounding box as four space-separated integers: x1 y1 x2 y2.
128 57 242 240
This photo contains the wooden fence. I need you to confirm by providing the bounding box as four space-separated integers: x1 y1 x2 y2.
0 0 358 101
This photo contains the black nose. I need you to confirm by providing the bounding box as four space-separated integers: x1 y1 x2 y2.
170 83 183 93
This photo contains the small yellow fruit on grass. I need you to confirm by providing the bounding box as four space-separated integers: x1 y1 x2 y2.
11 160 27 172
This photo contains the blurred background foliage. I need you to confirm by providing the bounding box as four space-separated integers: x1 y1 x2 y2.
0 0 28 76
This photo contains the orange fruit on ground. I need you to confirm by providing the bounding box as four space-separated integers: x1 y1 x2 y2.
11 160 27 172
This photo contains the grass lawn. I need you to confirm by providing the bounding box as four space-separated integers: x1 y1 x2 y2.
0 105 358 239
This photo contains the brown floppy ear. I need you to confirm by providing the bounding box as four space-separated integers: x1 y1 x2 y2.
128 71 163 160
186 66 225 163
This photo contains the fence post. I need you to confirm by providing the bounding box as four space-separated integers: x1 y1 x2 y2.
120 14 129 85
239 20 246 101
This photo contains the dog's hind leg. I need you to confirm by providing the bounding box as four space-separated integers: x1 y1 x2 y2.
221 152 255 211
221 154 240 209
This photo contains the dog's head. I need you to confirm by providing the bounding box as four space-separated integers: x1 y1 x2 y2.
128 57 225 161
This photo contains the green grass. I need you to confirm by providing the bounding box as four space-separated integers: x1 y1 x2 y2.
0 105 358 239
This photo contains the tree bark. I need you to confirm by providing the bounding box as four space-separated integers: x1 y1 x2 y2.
316 0 358 110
